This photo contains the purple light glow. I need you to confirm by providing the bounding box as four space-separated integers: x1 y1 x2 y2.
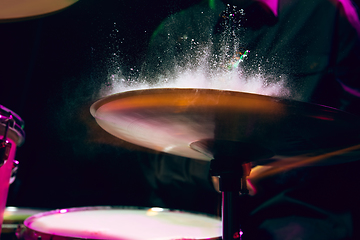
257 0 278 16
339 0 360 36
312 115 335 121
339 81 360 98
247 179 257 195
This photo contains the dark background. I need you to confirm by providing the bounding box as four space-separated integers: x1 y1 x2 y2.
1 0 360 217
0 0 205 210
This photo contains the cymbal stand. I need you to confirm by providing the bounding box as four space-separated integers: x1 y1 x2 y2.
210 157 251 240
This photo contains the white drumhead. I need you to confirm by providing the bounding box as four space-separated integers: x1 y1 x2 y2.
24 207 222 240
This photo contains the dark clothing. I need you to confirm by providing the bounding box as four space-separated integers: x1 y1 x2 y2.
139 0 360 239
137 152 219 215
142 0 360 114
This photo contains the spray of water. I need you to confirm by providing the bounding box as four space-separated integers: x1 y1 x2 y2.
100 58 291 99
100 6 292 100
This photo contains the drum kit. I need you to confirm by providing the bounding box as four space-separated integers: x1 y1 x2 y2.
2 88 359 240
1 1 360 240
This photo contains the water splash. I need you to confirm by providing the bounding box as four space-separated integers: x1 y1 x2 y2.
100 63 291 99
100 5 292 100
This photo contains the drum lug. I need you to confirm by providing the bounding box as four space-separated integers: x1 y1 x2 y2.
10 160 19 184
16 224 44 240
15 224 25 239
0 117 15 167
0 140 11 167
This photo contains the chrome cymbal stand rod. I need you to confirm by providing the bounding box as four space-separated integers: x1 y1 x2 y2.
211 158 251 240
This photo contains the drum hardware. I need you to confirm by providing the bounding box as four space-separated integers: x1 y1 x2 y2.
0 141 12 168
0 117 15 167
0 115 20 184
0 105 25 236
191 140 273 239
9 160 19 185
211 161 250 240
0 105 25 146
1 207 46 240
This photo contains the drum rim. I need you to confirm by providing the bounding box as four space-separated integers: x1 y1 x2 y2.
23 206 222 239
24 205 221 224
0 105 25 145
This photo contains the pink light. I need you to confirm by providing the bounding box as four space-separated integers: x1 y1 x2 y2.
339 0 360 37
233 230 244 239
312 115 335 121
246 179 257 195
339 81 360 98
257 0 278 17
59 209 68 214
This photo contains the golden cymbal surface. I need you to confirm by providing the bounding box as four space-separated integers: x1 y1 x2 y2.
90 88 360 165
0 0 78 22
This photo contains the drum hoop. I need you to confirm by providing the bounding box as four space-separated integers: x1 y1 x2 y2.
24 205 221 224
0 105 25 145
23 206 222 240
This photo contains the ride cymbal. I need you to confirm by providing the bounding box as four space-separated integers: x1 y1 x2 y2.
90 88 360 166
0 0 78 22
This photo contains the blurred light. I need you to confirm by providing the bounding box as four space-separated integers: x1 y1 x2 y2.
6 206 17 212
163 146 175 152
150 207 164 212
146 207 164 217
59 209 68 214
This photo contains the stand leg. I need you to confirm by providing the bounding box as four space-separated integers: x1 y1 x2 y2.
212 160 251 240
215 167 243 240
222 191 241 240
192 140 269 240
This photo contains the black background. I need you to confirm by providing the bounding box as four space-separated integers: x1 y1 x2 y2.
0 0 204 209
1 0 360 215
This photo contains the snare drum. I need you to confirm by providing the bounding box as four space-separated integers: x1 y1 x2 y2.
0 106 25 235
19 206 222 240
